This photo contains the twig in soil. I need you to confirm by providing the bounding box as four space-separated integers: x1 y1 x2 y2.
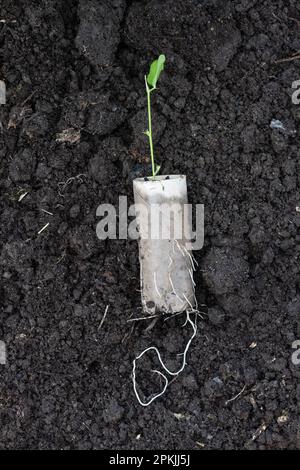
122 323 135 344
21 89 38 106
274 52 300 64
225 384 246 405
56 251 66 264
18 191 29 202
288 16 300 27
127 313 160 322
40 208 53 216
37 222 49 235
251 422 267 442
98 305 109 330
132 310 197 407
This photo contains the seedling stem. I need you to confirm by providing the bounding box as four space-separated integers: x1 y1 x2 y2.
145 77 157 178
144 54 165 179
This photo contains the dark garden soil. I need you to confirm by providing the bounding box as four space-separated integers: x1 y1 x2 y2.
0 0 299 450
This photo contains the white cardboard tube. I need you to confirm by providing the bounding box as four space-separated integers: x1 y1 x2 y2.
133 175 195 315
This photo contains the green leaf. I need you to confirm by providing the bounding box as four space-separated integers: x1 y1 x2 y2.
147 54 166 89
154 164 161 176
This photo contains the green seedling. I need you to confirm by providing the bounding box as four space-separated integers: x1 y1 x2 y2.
144 54 166 178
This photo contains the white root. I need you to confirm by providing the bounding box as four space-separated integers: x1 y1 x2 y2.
182 293 194 311
132 239 199 406
189 268 196 287
164 310 186 322
132 311 197 407
194 293 199 311
175 238 186 258
168 272 184 304
183 245 196 271
153 272 162 298
133 363 168 407
191 253 199 267
132 176 200 404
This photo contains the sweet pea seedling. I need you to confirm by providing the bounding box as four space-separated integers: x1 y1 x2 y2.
144 54 166 178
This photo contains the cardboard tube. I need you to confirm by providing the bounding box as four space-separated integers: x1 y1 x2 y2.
133 175 195 314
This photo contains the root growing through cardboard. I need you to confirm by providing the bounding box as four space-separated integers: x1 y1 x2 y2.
132 241 199 406
132 309 198 406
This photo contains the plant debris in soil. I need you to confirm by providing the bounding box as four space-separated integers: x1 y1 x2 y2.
0 0 299 450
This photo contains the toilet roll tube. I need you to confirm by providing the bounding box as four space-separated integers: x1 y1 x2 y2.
133 175 196 315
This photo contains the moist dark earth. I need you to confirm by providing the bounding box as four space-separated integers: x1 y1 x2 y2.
0 0 299 450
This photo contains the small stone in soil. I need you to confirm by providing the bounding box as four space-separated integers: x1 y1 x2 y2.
103 399 125 424
208 307 225 325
